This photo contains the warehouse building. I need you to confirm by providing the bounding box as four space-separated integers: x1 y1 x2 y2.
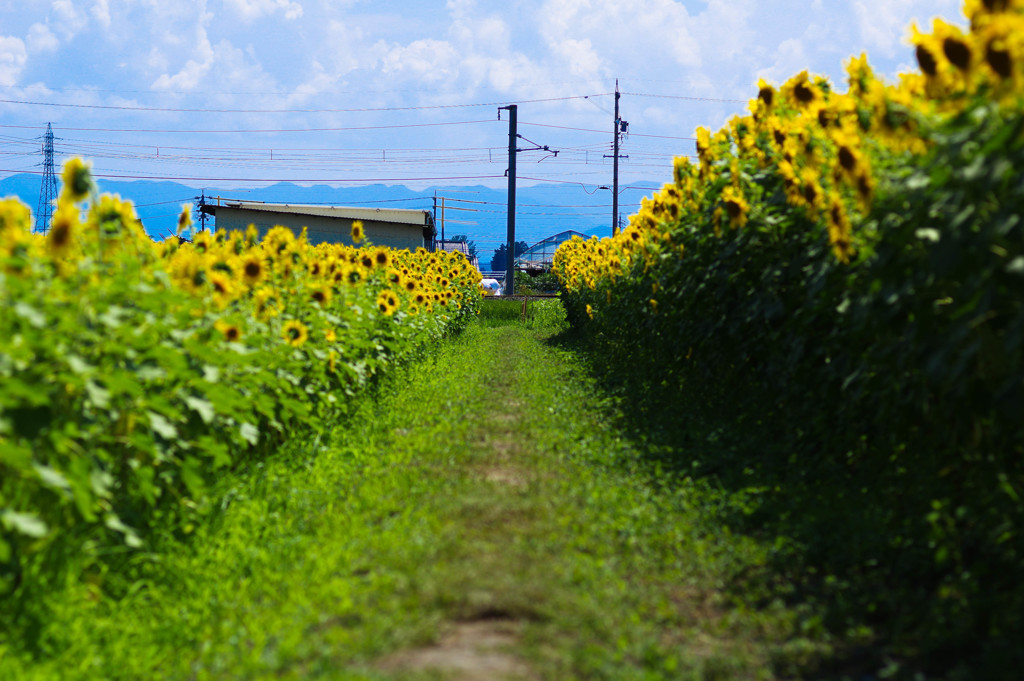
199 200 436 250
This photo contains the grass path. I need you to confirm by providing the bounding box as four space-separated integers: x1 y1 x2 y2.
3 313 823 680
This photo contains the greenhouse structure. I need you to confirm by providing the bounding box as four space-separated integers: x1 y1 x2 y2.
516 230 590 273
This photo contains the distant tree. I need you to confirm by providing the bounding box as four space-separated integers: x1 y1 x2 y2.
490 241 529 271
449 234 479 260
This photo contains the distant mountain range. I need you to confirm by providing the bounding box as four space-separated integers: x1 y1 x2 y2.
1 173 661 267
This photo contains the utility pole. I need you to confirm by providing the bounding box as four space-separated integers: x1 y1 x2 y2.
36 123 58 234
613 82 620 237
194 190 209 232
498 104 558 295
500 104 517 295
605 81 628 237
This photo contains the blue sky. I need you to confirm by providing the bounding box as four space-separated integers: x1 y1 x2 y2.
1 0 963 215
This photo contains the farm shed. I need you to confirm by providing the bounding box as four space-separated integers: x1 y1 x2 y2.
199 200 436 250
436 239 480 270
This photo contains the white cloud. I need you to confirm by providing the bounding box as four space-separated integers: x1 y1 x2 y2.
150 16 215 91
26 23 59 52
50 0 89 40
554 38 600 78
225 0 304 21
537 0 701 88
91 0 111 29
853 0 962 57
380 39 459 83
756 36 807 84
0 36 27 86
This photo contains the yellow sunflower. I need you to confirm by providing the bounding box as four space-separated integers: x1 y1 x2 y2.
282 320 309 347
376 289 400 315
60 158 93 203
214 319 243 343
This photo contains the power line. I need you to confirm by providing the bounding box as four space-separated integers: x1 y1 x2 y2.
623 91 746 104
0 120 497 135
0 93 610 115
1 167 507 184
520 120 696 141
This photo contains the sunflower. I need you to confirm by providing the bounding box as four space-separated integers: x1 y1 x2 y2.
720 185 750 229
756 78 775 108
240 254 264 286
60 158 93 203
372 248 391 269
214 319 243 343
826 194 854 264
209 272 237 307
351 220 365 244
933 19 974 73
799 168 826 220
310 285 333 306
376 289 400 315
254 286 281 319
282 320 309 347
177 204 192 236
47 204 77 257
781 71 823 109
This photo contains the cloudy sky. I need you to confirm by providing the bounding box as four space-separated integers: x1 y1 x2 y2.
1 0 963 201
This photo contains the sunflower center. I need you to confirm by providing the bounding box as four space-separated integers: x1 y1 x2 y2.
986 42 1012 78
916 45 938 76
50 222 71 247
793 81 815 103
725 199 743 219
942 37 971 70
838 146 856 171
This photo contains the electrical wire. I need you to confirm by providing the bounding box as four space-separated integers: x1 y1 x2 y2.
0 93 610 114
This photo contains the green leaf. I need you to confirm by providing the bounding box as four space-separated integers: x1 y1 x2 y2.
1 510 48 538
34 464 71 492
1005 256 1024 276
104 513 143 548
66 354 95 375
13 302 46 329
184 395 216 425
203 365 221 383
180 456 205 498
239 422 259 446
85 380 111 409
147 410 178 440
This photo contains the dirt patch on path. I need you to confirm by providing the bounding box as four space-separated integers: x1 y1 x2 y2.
376 619 536 681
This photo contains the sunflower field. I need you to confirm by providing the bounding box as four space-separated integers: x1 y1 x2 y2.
0 162 481 607
555 0 1024 666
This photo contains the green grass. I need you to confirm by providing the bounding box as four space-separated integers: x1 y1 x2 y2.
1 300 832 680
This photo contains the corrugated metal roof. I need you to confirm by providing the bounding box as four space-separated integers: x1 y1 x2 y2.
214 201 431 226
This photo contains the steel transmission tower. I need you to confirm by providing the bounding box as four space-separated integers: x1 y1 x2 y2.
35 123 58 234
